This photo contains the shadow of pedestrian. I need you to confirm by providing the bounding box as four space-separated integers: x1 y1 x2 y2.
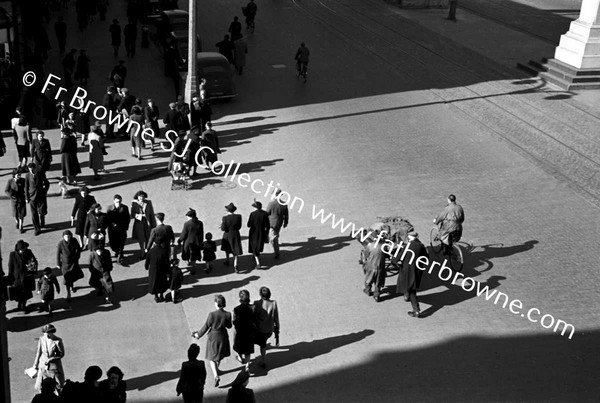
180 275 261 300
126 370 181 391
278 235 353 265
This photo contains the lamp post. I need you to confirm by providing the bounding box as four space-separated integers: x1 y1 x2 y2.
184 0 198 106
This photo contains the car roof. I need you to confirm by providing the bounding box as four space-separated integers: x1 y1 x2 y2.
196 52 229 63
162 10 188 18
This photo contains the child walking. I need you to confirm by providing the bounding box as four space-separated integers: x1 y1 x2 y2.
202 232 217 273
169 255 183 304
37 267 60 316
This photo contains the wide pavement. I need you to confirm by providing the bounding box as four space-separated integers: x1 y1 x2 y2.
4 0 600 402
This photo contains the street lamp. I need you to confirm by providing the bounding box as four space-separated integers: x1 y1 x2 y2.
184 0 198 107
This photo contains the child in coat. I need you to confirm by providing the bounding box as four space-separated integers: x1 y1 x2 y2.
169 256 183 304
202 232 217 273
37 267 60 316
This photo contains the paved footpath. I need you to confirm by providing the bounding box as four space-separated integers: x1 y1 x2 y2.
4 0 600 402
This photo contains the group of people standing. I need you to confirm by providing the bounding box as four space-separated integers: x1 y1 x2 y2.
216 1 258 75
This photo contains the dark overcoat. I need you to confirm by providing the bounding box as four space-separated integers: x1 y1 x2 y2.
247 209 270 255
221 213 243 255
396 239 428 295
176 360 206 401
130 199 156 244
56 238 83 286
148 224 175 250
145 245 170 294
5 177 27 219
233 303 255 356
179 218 204 261
32 138 52 172
84 211 108 238
71 194 97 236
60 135 81 177
8 248 37 301
196 309 232 361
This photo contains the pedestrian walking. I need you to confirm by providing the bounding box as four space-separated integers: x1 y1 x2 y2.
252 286 279 368
84 203 109 244
56 101 69 129
88 124 105 180
233 289 254 365
192 294 232 387
131 190 156 259
199 101 212 131
362 233 386 302
24 163 50 236
103 86 119 138
186 126 201 176
226 368 255 403
106 195 130 264
54 16 67 53
33 324 65 393
266 189 289 259
62 49 77 87
233 35 248 75
146 212 175 253
110 60 127 88
76 109 91 145
396 231 428 318
244 0 258 31
74 49 90 86
109 20 121 57
5 168 27 233
169 255 183 303
175 95 191 130
178 208 203 269
59 365 103 403
144 238 170 303
31 130 52 174
36 267 60 316
190 93 201 129
71 186 96 249
176 344 206 403
202 233 217 274
124 18 137 58
143 99 159 151
247 201 269 270
98 366 127 403
7 240 37 312
88 244 114 303
200 122 220 170
56 230 83 302
60 126 81 185
129 105 144 159
215 35 234 64
13 115 32 168
221 203 243 272
163 102 184 134
229 17 242 41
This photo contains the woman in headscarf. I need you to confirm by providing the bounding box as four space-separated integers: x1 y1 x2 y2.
4 168 27 233
56 230 83 302
7 240 38 311
130 190 156 260
33 324 65 393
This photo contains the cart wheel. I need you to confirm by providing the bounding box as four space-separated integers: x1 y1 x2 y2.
430 227 442 253
449 244 464 272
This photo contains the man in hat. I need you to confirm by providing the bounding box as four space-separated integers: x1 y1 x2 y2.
175 95 191 130
24 163 50 235
433 194 465 256
362 231 387 302
396 231 428 317
221 203 243 271
178 208 204 269
106 195 130 264
146 212 175 256
247 201 270 271
266 189 289 259
144 99 160 148
190 92 202 129
33 324 65 393
163 102 184 134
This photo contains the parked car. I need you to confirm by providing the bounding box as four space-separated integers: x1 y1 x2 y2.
169 31 202 70
196 52 237 100
142 0 178 22
156 9 189 42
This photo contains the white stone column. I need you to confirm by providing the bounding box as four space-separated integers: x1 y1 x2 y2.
554 0 600 69
184 0 198 105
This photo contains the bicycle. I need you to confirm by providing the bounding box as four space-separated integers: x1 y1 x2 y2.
429 225 464 272
296 62 308 83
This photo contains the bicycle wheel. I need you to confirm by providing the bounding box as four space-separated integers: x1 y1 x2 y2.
449 244 464 272
430 227 442 253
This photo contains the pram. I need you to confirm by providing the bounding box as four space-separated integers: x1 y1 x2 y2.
170 161 190 191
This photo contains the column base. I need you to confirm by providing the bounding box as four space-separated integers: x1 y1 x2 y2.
541 58 600 90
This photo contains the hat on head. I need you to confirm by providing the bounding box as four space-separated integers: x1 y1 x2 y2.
79 186 90 193
252 201 262 209
186 208 197 217
134 190 148 199
407 231 419 238
41 324 56 334
62 230 73 237
225 202 237 212
147 98 153 103
15 240 29 251
231 368 250 388
155 212 165 221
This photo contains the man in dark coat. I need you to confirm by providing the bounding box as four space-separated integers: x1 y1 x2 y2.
31 130 52 173
163 102 184 134
54 16 67 54
215 35 235 64
124 19 137 58
265 189 289 259
102 86 119 138
178 208 204 268
56 230 83 302
176 344 206 403
145 241 170 302
71 186 97 249
106 195 130 264
24 163 50 235
363 234 386 302
221 203 243 272
396 232 428 317
247 201 270 271
146 212 175 255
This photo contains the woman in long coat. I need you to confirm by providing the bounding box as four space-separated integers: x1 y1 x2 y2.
131 190 156 259
232 289 254 365
56 230 83 302
60 128 81 185
7 240 38 311
13 116 32 168
192 294 232 387
247 201 270 270
84 203 108 240
5 168 27 233
88 126 105 179
178 208 204 266
221 203 242 272
71 186 96 249
144 243 170 302
31 130 52 173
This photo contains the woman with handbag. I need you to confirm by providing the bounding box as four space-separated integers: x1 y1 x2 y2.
7 240 37 312
33 324 65 393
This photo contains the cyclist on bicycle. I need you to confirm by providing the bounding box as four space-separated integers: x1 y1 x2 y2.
295 42 310 76
245 0 257 30
433 194 464 255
